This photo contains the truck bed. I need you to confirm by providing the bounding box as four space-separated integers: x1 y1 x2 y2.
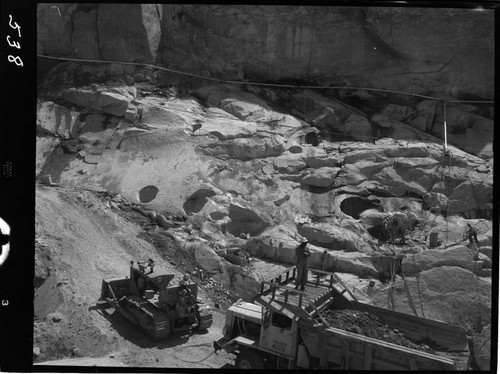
299 323 457 370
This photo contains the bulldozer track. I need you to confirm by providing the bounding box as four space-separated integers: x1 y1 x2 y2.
122 295 171 340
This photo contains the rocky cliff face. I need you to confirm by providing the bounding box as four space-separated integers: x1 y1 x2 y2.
35 5 493 365
36 62 493 283
38 4 494 100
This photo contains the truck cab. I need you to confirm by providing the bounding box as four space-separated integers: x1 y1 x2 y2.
214 300 302 368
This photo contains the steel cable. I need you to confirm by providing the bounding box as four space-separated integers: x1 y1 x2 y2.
37 54 494 105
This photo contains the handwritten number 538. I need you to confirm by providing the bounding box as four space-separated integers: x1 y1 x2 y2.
7 15 22 67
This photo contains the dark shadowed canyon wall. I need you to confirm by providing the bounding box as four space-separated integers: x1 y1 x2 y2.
38 4 494 100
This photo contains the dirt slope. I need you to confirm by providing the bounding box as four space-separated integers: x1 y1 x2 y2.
34 184 234 367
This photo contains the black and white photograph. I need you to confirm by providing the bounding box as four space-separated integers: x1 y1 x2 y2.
0 1 497 372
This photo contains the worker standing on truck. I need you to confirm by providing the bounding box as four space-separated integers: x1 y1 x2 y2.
295 239 310 291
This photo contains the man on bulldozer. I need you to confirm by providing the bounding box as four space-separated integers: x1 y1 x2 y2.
179 273 192 297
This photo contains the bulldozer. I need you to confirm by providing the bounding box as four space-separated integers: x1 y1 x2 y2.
100 261 213 340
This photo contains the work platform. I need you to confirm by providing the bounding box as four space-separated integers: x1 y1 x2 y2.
252 267 357 324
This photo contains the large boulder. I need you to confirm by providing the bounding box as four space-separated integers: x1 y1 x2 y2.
37 102 81 139
322 251 379 278
344 115 373 141
93 92 130 117
271 154 307 174
300 167 340 188
370 265 491 329
63 89 130 117
303 149 343 169
195 86 276 122
191 241 221 274
214 261 287 301
297 222 367 252
447 180 493 214
140 105 189 130
243 224 301 263
401 245 477 276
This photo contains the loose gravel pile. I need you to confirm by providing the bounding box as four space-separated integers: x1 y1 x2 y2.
321 309 434 353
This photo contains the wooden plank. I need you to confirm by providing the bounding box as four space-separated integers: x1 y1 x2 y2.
333 274 358 302
341 338 349 369
281 284 329 297
364 344 372 370
409 358 418 370
309 268 338 276
319 329 328 367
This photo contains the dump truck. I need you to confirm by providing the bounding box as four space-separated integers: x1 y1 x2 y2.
214 267 468 369
100 261 213 340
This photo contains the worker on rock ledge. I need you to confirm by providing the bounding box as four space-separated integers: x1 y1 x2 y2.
464 223 480 246
295 239 310 291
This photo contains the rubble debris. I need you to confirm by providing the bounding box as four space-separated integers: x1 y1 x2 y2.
321 309 434 353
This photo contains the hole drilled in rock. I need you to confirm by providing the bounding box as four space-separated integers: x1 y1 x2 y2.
305 131 320 146
183 188 217 214
139 185 159 203
210 211 227 220
288 145 303 154
340 196 379 220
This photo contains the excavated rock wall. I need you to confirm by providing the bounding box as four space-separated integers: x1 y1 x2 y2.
36 7 492 363
36 74 493 283
37 4 494 100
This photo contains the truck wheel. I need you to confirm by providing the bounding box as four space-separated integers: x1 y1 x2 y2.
236 350 265 369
